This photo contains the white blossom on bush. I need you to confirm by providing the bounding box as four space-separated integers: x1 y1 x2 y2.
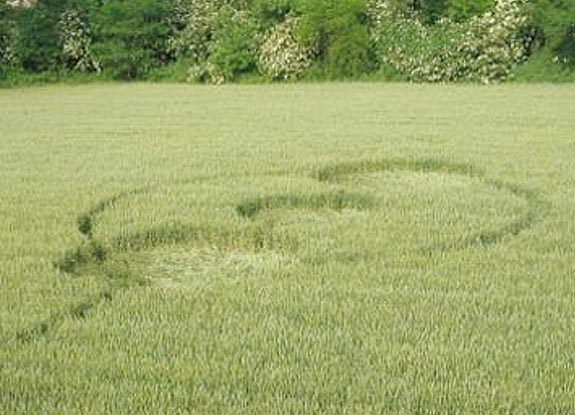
258 14 315 80
6 0 36 8
59 9 100 72
0 32 12 65
168 0 226 62
370 0 530 83
187 6 259 84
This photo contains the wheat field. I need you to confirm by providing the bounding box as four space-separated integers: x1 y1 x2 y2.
1 83 574 414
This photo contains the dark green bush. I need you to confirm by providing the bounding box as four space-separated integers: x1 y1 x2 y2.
297 0 374 78
411 0 447 24
10 0 65 72
0 3 12 78
208 8 259 80
90 0 176 79
251 0 296 27
556 23 575 65
445 0 494 22
381 0 494 24
324 22 373 77
525 0 575 65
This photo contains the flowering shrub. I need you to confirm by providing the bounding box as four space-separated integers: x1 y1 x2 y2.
59 9 99 72
0 34 11 68
0 3 14 69
187 6 259 83
370 0 531 83
6 0 36 8
168 0 222 62
463 0 531 82
258 14 315 80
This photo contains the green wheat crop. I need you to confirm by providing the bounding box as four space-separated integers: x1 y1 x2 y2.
1 83 574 414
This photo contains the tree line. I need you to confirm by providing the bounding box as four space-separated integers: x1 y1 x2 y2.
0 0 574 84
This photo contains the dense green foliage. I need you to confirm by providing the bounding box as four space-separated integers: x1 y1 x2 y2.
0 2 11 79
0 0 574 83
9 0 64 72
206 8 259 80
403 0 495 23
90 0 176 79
1 83 575 413
528 0 575 65
297 0 373 78
446 0 494 21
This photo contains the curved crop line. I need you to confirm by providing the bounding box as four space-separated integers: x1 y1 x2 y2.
74 170 295 238
315 158 484 182
315 158 547 254
235 192 374 219
16 290 113 343
19 183 205 342
18 186 156 341
76 186 153 238
19 171 293 342
423 179 548 253
18 160 547 342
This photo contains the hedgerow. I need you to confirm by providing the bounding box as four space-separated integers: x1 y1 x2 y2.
0 0 573 83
